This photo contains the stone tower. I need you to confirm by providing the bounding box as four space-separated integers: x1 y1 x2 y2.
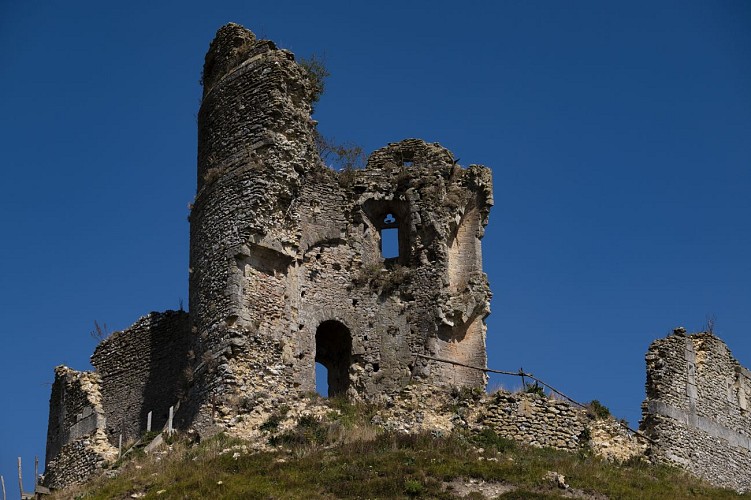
184 23 494 431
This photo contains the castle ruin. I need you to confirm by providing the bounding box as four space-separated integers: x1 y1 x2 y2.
184 23 493 429
42 23 751 494
43 23 493 488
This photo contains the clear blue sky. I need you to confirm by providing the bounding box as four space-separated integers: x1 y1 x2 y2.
1 0 749 493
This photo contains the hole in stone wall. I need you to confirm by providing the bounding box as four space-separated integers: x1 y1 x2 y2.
315 320 352 397
381 213 399 259
315 362 328 397
362 200 410 265
381 228 399 259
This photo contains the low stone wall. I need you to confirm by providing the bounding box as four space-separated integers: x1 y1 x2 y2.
365 384 644 460
641 330 751 492
479 392 586 450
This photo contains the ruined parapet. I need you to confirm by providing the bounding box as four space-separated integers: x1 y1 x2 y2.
185 24 494 435
641 330 751 492
91 310 190 445
43 366 117 489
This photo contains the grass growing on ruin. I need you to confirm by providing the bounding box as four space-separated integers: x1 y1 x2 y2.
52 401 750 500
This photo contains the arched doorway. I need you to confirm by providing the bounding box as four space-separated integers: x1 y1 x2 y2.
315 320 352 397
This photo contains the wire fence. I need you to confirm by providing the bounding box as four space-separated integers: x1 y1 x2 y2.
413 353 653 442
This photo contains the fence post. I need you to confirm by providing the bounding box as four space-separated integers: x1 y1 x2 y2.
147 411 152 432
17 457 22 499
1 474 6 500
34 456 38 490
168 406 174 436
118 434 123 458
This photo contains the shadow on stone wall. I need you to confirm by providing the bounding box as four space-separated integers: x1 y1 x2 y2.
92 311 190 445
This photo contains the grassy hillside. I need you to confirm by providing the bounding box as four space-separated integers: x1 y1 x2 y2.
51 401 750 500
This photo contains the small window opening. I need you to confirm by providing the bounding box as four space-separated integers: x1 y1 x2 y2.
381 213 399 259
398 150 415 167
315 320 352 397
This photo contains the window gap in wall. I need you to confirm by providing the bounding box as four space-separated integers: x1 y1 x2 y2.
381 213 399 259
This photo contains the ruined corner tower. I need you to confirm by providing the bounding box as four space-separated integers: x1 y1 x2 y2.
185 23 494 430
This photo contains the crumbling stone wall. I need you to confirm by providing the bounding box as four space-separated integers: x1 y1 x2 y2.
92 310 190 445
184 23 494 433
641 330 751 492
368 384 644 460
43 367 117 489
480 392 587 450
44 312 189 489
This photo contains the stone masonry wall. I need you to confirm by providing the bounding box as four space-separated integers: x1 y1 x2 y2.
641 330 751 492
44 312 188 489
91 310 190 445
366 384 644 461
43 367 117 489
480 392 587 450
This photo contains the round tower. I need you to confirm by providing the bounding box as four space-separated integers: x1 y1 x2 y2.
187 23 318 428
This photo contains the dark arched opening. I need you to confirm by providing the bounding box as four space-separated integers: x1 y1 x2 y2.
315 320 352 397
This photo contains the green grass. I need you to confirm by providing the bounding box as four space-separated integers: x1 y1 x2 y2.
53 426 750 500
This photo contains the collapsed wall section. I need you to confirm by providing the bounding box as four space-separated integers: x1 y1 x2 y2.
641 331 751 492
44 367 117 489
91 310 190 445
